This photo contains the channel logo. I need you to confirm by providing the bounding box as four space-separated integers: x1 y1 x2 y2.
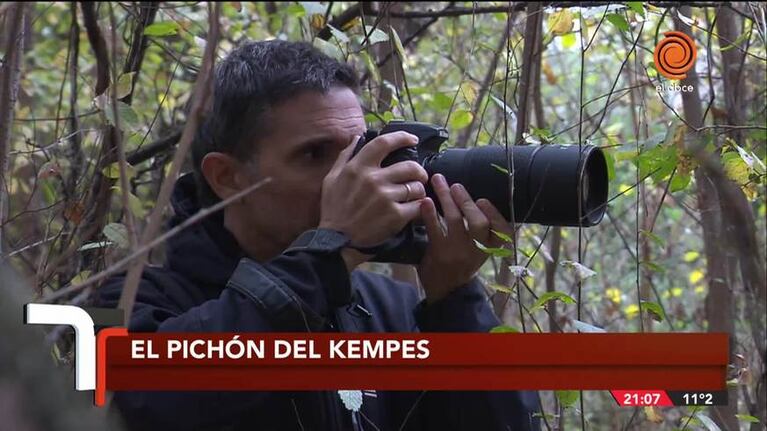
653 31 697 80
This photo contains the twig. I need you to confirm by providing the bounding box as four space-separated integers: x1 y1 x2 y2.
115 2 221 325
41 176 271 303
109 3 138 249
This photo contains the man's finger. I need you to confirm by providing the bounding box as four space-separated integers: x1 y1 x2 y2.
451 184 491 243
431 174 465 234
396 199 425 225
420 198 445 243
379 160 428 184
477 198 511 244
385 181 426 203
356 131 418 167
329 135 360 175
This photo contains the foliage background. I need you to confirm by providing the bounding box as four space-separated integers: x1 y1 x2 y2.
0 2 765 430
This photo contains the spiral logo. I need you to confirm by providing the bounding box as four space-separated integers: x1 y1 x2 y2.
654 31 697 80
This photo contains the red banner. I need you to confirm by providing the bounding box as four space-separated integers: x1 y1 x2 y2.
95 331 728 406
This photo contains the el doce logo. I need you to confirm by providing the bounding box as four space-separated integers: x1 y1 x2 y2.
654 31 697 92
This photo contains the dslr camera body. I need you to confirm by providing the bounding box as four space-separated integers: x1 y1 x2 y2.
351 120 608 264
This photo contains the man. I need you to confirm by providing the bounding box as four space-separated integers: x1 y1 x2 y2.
98 40 541 430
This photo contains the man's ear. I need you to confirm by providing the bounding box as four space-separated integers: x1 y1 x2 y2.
200 152 248 201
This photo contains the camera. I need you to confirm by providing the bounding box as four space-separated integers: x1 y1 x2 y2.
352 120 609 264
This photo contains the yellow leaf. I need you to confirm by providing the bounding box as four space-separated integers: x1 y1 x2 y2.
548 10 574 36
618 184 634 195
689 269 704 285
459 81 478 105
645 406 664 424
115 72 136 100
624 304 640 318
605 288 622 304
671 287 683 297
695 286 705 294
683 251 699 262
310 13 325 30
542 60 557 85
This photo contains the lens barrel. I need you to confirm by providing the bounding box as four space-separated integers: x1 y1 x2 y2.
424 144 608 227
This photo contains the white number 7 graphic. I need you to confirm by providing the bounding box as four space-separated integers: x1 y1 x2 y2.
24 304 96 391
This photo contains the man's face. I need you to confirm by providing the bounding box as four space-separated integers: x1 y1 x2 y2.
233 86 365 259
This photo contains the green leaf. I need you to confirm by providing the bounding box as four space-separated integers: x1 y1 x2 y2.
723 151 750 184
606 13 630 32
111 186 147 219
143 21 180 37
555 390 579 408
735 414 760 424
40 178 57 206
641 261 666 274
491 229 513 243
70 270 92 285
635 144 678 182
449 109 473 130
488 284 515 294
533 291 576 310
115 72 135 99
491 163 509 175
104 100 141 131
360 51 380 84
431 93 453 111
103 223 130 249
390 26 406 63
490 325 520 333
474 240 513 258
669 172 691 192
285 3 305 17
640 229 665 247
640 301 666 322
102 162 137 181
626 2 645 17
603 148 616 181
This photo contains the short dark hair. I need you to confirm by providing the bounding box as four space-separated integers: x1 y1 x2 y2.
192 40 359 206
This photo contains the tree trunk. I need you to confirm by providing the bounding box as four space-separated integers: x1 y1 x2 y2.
676 7 738 430
714 7 767 428
0 2 27 255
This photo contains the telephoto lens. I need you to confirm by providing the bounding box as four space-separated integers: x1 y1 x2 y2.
423 144 608 227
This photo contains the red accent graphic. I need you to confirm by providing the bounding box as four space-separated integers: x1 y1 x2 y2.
96 327 129 406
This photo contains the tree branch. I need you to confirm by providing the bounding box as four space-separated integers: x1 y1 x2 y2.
116 2 222 325
0 2 26 255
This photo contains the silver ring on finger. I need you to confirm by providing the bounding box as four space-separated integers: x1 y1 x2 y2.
403 182 412 201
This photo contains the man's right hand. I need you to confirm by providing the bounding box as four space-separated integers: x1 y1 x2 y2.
319 132 428 268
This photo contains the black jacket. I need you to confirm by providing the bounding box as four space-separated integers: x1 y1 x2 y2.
97 174 541 431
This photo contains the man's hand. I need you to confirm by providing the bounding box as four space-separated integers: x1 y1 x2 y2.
418 173 510 304
319 132 428 269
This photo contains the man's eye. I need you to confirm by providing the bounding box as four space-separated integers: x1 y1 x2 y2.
302 145 326 160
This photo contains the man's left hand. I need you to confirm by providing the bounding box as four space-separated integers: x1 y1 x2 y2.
417 173 510 304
